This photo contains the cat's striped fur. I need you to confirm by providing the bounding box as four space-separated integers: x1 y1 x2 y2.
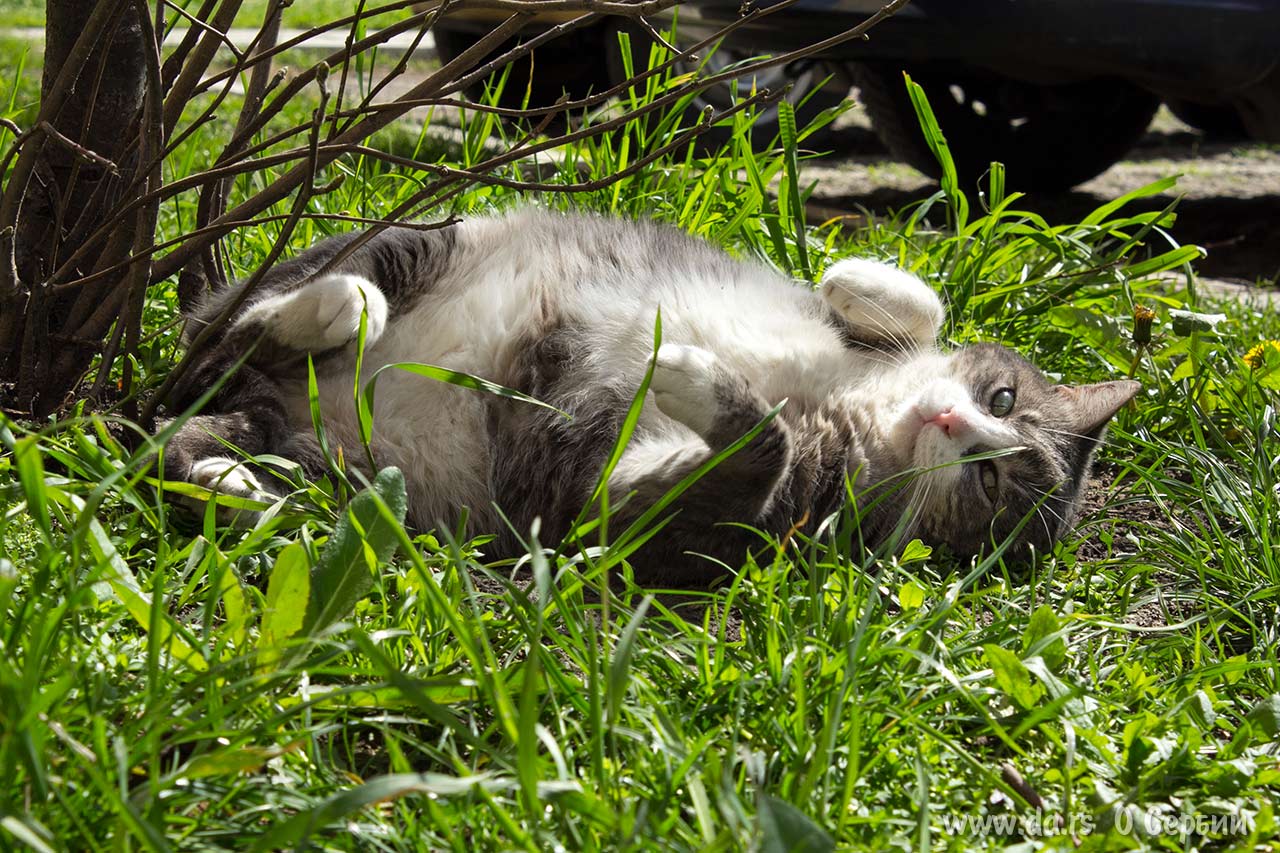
164 210 1138 583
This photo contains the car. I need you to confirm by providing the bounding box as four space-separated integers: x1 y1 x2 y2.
429 0 1280 191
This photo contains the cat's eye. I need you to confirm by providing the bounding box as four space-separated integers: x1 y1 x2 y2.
989 387 1016 417
978 461 999 502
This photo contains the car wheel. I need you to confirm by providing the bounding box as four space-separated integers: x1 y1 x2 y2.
605 26 851 150
1166 99 1248 140
432 25 613 113
851 63 1160 192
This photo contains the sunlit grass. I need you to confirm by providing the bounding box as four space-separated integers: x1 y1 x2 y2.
1 26 1278 853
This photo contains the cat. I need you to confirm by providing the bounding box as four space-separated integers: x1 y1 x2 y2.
162 209 1139 584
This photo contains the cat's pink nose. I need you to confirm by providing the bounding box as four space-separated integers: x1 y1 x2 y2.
923 407 966 437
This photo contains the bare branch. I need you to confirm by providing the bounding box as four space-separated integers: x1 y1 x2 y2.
4 0 912 416
35 121 121 175
161 0 246 132
161 0 246 62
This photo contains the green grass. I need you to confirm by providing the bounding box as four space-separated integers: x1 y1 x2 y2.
2 26 1279 853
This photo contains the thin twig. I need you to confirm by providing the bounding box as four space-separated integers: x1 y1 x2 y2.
141 59 338 423
635 16 681 58
36 121 121 175
161 0 246 131
160 0 246 62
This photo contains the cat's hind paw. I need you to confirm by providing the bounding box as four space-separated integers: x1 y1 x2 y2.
822 258 943 348
651 344 721 437
239 273 388 352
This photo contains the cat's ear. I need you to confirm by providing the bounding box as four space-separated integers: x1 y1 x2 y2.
1054 380 1140 437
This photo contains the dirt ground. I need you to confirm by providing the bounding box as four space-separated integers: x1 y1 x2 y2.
804 106 1280 287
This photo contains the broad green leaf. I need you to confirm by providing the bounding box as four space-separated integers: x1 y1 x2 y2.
898 580 926 610
180 742 301 780
217 561 249 649
1244 694 1280 739
900 539 932 564
1169 309 1228 336
757 795 835 853
983 644 1043 710
302 466 407 636
257 542 311 672
1022 605 1067 671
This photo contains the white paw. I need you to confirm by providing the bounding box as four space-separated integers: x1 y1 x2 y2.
821 258 943 345
240 274 387 351
650 344 719 437
183 457 275 525
189 457 271 502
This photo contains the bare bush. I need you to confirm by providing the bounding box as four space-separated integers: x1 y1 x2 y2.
0 0 907 420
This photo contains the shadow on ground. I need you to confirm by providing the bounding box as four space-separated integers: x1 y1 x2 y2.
810 122 1280 286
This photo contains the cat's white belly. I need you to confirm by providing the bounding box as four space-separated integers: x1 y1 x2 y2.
293 252 560 529
285 214 876 528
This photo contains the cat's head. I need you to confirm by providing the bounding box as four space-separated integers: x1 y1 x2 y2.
889 343 1138 558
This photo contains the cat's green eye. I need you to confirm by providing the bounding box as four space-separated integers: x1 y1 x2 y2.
979 461 999 502
990 387 1016 417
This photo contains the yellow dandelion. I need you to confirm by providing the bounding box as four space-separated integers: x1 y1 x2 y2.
1243 339 1280 370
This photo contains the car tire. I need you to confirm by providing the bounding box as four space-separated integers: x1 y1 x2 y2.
432 25 614 114
1166 99 1249 140
851 63 1160 192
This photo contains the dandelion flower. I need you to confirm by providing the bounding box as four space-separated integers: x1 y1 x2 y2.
1243 339 1280 370
1132 304 1156 347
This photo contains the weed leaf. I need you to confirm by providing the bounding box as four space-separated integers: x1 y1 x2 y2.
757 795 835 853
983 644 1043 709
302 466 407 636
257 542 312 671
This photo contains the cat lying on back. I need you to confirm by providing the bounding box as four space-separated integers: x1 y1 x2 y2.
164 209 1138 584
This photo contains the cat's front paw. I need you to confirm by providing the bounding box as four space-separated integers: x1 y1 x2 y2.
651 344 720 437
241 274 388 352
185 457 275 525
822 258 943 347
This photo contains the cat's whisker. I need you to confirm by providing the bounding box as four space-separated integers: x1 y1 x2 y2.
1038 498 1072 534
850 350 910 372
849 288 919 345
847 294 919 358
1039 426 1100 442
1033 505 1055 549
899 472 933 545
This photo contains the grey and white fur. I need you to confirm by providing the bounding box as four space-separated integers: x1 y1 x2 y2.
164 209 1139 584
